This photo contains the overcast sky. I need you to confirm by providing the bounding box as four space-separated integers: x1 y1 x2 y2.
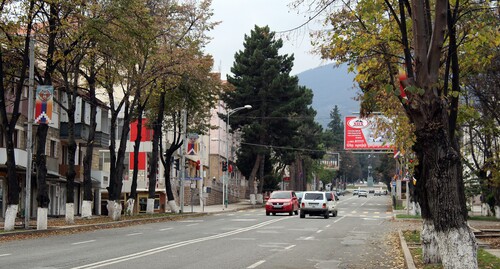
204 0 331 78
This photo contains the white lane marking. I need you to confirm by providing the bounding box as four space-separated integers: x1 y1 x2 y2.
0 253 12 257
247 260 266 268
186 223 199 227
126 233 143 236
71 217 289 269
316 230 323 234
297 236 315 240
333 216 346 223
232 219 257 222
325 224 331 228
159 227 173 231
72 240 96 245
285 245 296 250
179 220 204 223
232 238 256 241
71 240 95 245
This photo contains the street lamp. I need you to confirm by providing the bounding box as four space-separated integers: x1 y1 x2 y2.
224 105 252 208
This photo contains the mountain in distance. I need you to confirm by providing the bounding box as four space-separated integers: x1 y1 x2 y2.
297 63 360 128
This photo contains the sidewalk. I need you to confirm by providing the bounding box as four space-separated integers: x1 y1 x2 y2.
393 210 500 267
0 200 260 240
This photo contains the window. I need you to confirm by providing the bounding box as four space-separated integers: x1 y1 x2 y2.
304 193 324 200
50 140 56 157
103 176 108 186
13 130 18 148
62 145 68 165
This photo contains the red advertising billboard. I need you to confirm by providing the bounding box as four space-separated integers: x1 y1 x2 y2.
344 116 393 150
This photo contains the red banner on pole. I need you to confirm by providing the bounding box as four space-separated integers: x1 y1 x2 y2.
34 85 53 124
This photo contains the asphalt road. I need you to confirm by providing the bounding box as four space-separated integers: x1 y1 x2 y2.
0 194 399 269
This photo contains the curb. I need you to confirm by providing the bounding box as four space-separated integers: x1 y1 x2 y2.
1 205 258 240
398 229 417 269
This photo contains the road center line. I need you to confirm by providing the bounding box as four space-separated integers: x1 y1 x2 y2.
316 230 323 233
247 260 266 268
72 240 96 245
0 253 12 257
159 227 173 231
71 217 289 269
284 245 296 250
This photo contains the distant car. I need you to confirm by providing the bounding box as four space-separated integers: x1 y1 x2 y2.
295 192 304 207
374 190 382 196
265 191 299 216
369 189 375 193
300 191 337 219
352 190 359 196
358 190 368 197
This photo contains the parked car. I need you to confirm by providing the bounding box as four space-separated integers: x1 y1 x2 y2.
265 191 299 216
299 191 337 219
325 192 339 217
358 190 368 197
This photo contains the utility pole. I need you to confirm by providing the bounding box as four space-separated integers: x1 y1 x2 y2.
25 37 35 229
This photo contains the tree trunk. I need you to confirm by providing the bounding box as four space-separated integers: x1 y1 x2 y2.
128 115 143 216
248 154 262 195
35 123 50 230
65 109 77 224
82 81 98 218
3 131 20 231
147 92 165 213
163 151 179 213
64 61 79 223
414 117 477 268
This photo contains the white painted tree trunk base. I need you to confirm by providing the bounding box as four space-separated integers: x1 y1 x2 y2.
422 219 441 264
125 198 135 216
4 204 18 231
81 200 92 218
167 200 179 213
107 200 122 221
410 202 421 216
37 207 48 230
65 203 75 224
481 203 492 216
256 194 263 204
495 206 500 219
250 194 256 205
146 198 155 214
436 226 478 269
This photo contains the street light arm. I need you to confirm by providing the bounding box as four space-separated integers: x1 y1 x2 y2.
228 104 252 116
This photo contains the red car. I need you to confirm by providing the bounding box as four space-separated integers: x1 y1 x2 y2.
265 191 300 216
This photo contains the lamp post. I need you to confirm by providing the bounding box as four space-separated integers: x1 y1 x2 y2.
224 105 252 208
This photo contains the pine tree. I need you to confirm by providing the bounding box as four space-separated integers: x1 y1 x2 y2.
224 25 315 193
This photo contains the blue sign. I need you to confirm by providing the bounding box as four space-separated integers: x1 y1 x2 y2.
185 177 202 181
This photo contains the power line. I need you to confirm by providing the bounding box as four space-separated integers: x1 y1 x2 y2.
239 141 326 153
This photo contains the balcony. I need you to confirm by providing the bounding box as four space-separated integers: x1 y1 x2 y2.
0 148 28 168
60 122 109 148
